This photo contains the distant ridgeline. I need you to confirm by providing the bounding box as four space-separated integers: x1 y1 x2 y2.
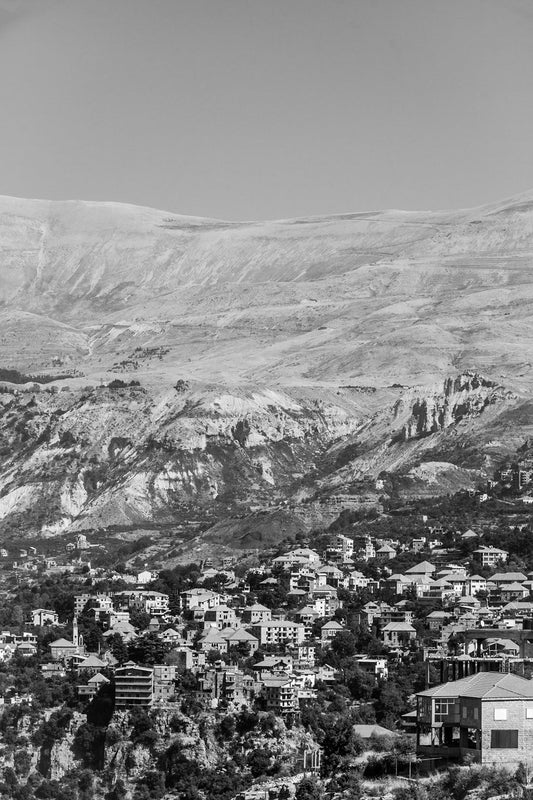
0 368 72 385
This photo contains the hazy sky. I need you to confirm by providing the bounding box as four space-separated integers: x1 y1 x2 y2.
0 0 532 220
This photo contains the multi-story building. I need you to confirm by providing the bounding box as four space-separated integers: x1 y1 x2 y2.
203 605 237 630
115 662 154 707
74 593 113 616
353 536 375 562
343 571 371 591
325 533 354 562
416 672 533 767
261 676 298 717
241 604 272 625
129 591 170 618
473 547 509 567
320 620 344 643
153 665 177 702
31 609 59 627
381 622 417 649
180 589 222 612
249 620 305 647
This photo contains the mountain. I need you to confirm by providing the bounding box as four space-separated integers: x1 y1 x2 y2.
1 191 533 558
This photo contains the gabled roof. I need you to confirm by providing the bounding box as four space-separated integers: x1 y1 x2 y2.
78 654 107 668
405 561 435 574
225 627 258 642
491 572 527 582
352 724 397 739
418 672 533 700
382 622 416 631
88 672 110 684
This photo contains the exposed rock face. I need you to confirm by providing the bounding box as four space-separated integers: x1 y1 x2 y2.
395 373 510 441
0 384 363 540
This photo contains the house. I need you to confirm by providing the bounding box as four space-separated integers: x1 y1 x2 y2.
316 565 343 587
136 570 155 585
166 646 205 671
295 606 320 629
17 642 37 658
77 654 108 675
381 622 417 648
405 561 436 577
461 529 479 541
501 582 529 603
490 572 528 586
466 575 487 596
354 657 388 681
78 672 110 699
223 627 259 655
416 672 533 767
153 664 178 702
426 611 450 631
253 656 293 679
343 571 370 591
102 619 137 643
203 605 237 630
241 604 272 625
31 609 59 627
320 620 344 643
376 544 397 562
180 589 222 611
198 628 228 653
474 547 508 567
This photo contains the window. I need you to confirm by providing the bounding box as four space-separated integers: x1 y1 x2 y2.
494 708 507 721
434 699 457 722
526 708 533 719
474 707 479 720
491 730 518 749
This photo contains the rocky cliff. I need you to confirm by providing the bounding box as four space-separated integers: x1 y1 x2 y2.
395 373 512 441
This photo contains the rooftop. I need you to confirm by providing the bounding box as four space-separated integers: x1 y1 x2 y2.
418 672 533 700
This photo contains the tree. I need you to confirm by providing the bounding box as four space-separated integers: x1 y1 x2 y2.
295 777 322 800
108 632 128 664
128 633 170 666
129 609 151 631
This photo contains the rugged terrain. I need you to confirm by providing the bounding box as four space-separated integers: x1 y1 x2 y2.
1 191 533 554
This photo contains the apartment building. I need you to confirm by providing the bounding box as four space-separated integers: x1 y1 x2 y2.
473 547 509 567
249 620 305 647
115 662 154 707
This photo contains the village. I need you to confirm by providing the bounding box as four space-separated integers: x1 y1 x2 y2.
2 484 533 792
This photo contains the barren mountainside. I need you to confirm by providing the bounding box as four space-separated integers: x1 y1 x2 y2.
1 191 533 553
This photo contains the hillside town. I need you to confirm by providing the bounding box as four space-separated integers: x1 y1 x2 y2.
3 480 533 798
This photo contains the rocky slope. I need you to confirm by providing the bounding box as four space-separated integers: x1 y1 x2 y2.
1 191 533 550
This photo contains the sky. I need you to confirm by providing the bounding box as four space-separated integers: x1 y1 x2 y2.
0 0 532 220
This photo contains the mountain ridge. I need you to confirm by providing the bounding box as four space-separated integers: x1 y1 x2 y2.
1 190 533 554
